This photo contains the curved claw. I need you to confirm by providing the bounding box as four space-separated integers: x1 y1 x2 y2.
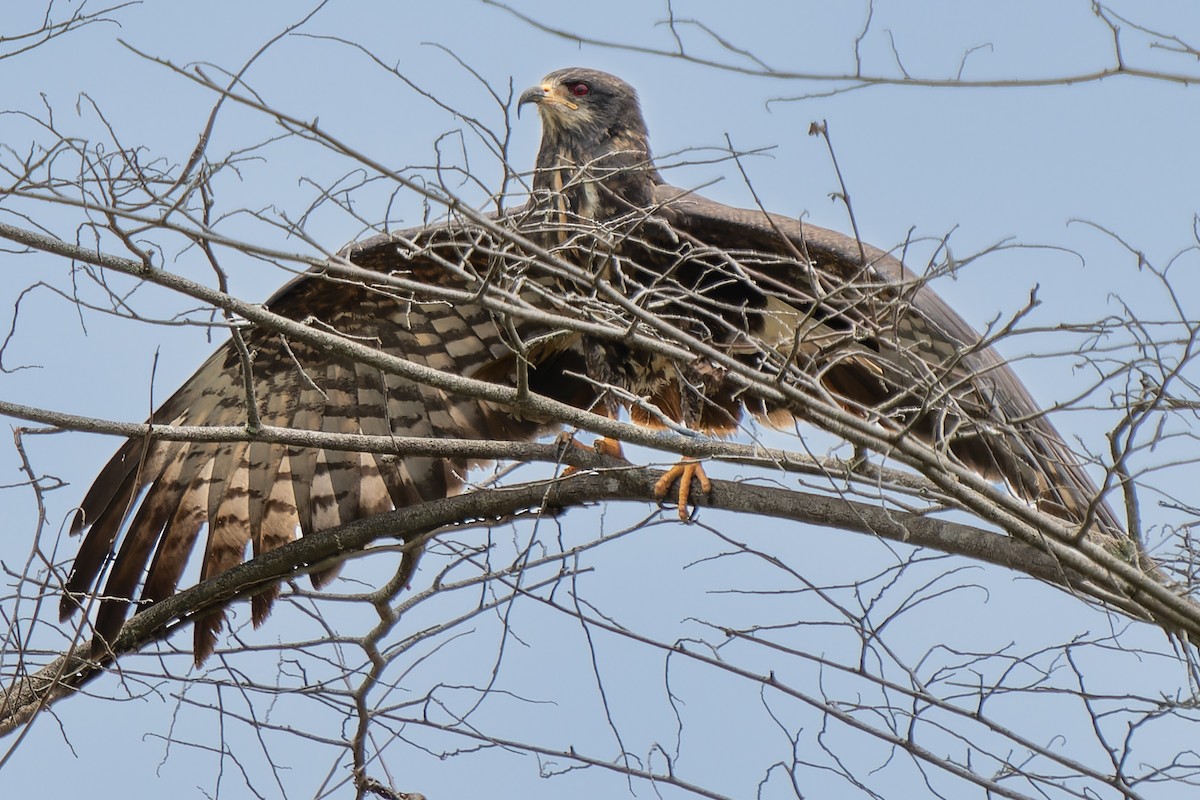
653 458 712 520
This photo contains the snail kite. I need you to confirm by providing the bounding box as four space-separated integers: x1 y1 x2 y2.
60 67 1134 664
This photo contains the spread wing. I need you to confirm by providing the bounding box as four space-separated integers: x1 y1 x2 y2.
61 223 556 663
474 184 1128 546
647 184 1127 542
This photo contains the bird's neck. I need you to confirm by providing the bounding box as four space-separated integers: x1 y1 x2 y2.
532 125 660 222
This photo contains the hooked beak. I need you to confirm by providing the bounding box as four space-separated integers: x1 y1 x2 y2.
517 82 577 118
517 85 545 117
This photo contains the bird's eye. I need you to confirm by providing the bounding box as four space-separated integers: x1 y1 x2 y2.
568 82 590 97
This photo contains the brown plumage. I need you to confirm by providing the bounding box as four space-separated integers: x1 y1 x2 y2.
516 68 1129 536
63 234 553 662
62 67 1136 664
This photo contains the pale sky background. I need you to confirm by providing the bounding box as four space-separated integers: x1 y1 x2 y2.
2 1 1199 798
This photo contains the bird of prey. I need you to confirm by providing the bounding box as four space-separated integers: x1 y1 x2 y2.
60 67 1139 664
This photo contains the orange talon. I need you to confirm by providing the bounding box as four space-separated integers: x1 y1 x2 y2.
654 458 711 520
591 436 626 460
559 433 628 476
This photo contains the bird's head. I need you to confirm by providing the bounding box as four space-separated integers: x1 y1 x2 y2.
519 68 661 211
519 68 644 137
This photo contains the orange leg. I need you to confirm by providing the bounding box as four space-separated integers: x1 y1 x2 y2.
653 458 712 521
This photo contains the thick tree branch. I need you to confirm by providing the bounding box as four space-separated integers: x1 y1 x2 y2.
0 457 1168 736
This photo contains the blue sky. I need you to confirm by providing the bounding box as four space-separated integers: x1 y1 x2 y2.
2 1 1199 798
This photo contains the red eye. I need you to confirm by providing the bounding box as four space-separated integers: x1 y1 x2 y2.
569 82 589 97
